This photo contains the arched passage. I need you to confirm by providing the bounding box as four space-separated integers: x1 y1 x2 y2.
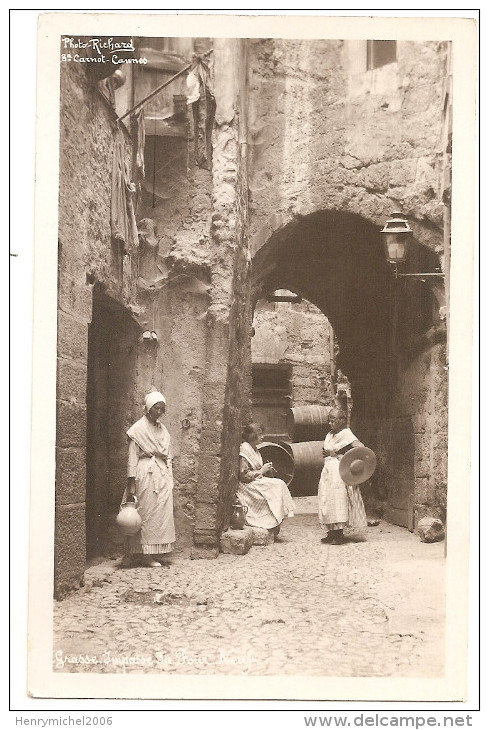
251 209 446 527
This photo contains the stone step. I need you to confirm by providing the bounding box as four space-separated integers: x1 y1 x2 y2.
248 526 274 546
220 527 254 555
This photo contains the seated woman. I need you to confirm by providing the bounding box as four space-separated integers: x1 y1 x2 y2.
237 424 295 538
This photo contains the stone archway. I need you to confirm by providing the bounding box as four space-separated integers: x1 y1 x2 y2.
250 209 447 528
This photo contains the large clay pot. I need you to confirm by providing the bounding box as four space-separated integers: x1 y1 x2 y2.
116 501 142 536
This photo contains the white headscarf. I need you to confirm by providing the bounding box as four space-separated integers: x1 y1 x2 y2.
144 391 166 412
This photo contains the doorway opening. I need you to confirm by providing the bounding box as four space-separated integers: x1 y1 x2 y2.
86 289 140 561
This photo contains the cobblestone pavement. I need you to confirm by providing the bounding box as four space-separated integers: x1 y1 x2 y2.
53 499 445 677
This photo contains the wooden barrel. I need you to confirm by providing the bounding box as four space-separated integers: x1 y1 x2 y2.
256 441 294 487
286 405 332 442
287 441 324 496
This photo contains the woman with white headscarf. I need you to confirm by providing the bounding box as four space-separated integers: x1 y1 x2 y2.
121 391 176 567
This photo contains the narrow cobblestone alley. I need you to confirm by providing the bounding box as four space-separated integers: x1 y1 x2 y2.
53 498 445 678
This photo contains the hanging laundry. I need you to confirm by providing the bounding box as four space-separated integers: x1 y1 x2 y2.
125 172 139 252
132 108 146 180
111 132 127 244
111 130 139 252
186 69 201 104
186 57 216 170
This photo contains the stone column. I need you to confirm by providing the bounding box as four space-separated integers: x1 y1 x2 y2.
192 39 251 557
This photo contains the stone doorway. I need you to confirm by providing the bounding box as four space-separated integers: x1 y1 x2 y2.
86 290 140 560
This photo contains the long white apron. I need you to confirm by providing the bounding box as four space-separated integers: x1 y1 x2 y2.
318 428 367 530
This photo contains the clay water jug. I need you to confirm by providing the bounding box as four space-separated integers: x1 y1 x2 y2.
230 502 248 530
116 500 142 536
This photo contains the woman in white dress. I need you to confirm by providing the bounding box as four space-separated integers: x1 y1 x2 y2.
237 424 295 538
121 391 176 567
318 408 367 544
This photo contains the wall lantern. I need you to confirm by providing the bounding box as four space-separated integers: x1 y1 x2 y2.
381 212 444 279
381 212 412 265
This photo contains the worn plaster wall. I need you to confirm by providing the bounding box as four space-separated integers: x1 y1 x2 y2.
135 286 210 555
139 135 212 262
133 38 251 557
135 135 214 556
57 63 141 596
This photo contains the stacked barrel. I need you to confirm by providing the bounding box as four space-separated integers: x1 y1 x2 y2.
258 405 332 497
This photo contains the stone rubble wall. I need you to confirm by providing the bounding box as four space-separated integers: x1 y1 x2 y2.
56 63 140 597
252 299 336 410
246 39 450 526
194 39 252 553
247 39 447 254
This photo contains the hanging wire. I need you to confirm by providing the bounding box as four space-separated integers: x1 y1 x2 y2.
152 69 158 208
186 101 191 175
117 60 193 123
186 110 191 209
116 49 212 123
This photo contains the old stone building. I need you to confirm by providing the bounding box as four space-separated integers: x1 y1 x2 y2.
55 36 450 597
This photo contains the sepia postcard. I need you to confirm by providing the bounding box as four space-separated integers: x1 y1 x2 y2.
20 10 478 707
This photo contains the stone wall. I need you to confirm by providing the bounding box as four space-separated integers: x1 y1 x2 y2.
247 39 447 253
394 342 448 526
246 39 450 527
194 38 251 554
252 298 336 412
57 38 253 582
56 62 140 597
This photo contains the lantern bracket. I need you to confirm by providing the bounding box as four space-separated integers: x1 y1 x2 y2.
382 213 445 280
393 269 445 280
